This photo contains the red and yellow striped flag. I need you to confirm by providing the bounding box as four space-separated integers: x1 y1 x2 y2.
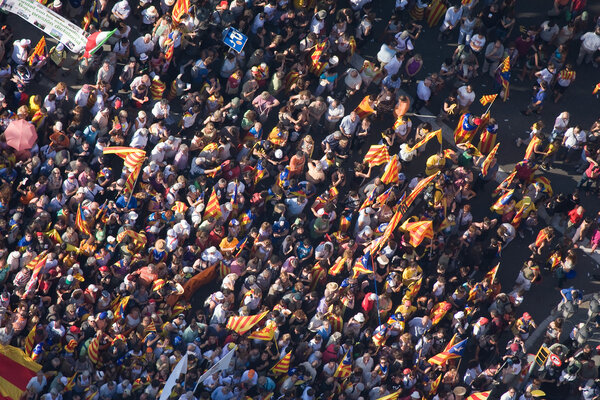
467 391 491 400
400 220 433 247
24 326 36 356
364 145 390 166
172 201 188 214
27 36 46 66
226 311 269 335
501 56 510 72
333 349 353 378
310 42 327 75
172 0 190 23
430 301 452 325
248 320 276 341
381 155 400 184
203 188 222 220
87 336 100 364
271 351 292 375
479 94 497 106
64 372 78 392
535 228 550 248
329 256 348 276
593 83 600 95
124 163 141 196
492 170 516 196
429 373 442 396
405 277 422 299
402 172 439 210
376 391 401 400
408 129 442 152
484 263 500 284
0 344 42 400
481 142 500 176
102 147 146 170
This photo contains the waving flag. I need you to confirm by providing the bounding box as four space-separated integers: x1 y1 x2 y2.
0 344 42 400
310 41 327 75
83 29 117 58
490 189 514 213
493 170 516 196
329 256 348 276
372 324 388 347
481 142 500 176
124 164 141 196
271 351 291 375
408 129 442 152
501 56 510 72
400 220 433 247
24 326 37 356
401 172 440 212
27 36 46 66
76 203 91 236
82 0 99 30
203 188 222 220
248 320 276 341
484 263 500 283
364 145 391 166
64 372 78 392
428 339 467 365
334 348 353 378
376 187 393 205
430 301 452 325
381 155 400 184
430 373 442 396
172 0 190 23
405 277 422 299
479 94 497 106
103 147 146 170
226 311 269 335
352 253 374 278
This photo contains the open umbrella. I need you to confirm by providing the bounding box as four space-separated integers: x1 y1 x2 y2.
4 119 37 151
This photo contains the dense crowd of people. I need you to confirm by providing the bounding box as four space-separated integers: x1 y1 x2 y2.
0 0 599 399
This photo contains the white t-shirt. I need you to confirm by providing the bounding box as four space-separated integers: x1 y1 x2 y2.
457 86 475 107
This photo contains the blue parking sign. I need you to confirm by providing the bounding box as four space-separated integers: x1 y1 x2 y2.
222 27 247 53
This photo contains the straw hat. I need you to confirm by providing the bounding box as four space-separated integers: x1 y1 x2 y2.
155 239 166 252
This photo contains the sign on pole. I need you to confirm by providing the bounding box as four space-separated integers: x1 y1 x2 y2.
222 27 247 53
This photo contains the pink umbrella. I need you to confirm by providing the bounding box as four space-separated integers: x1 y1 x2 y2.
4 119 38 151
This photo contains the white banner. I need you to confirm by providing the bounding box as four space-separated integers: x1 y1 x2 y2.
159 353 188 400
0 0 87 53
194 345 237 391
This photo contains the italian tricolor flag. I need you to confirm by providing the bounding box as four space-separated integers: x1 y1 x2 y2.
83 29 116 58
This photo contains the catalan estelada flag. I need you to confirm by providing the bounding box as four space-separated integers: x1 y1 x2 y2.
203 188 222 220
171 0 190 23
479 94 497 106
253 160 267 185
352 253 374 278
364 145 390 166
226 311 269 335
76 203 91 236
428 338 467 365
429 373 442 395
333 348 353 378
310 41 327 75
270 351 291 375
248 320 276 341
490 189 514 213
0 344 42 400
381 155 400 184
493 170 516 196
